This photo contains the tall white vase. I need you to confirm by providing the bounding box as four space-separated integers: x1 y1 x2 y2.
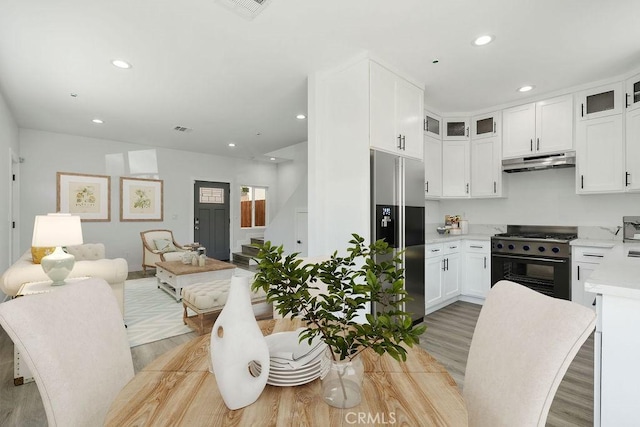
210 275 270 410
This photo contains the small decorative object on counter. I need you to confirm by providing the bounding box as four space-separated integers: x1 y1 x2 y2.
182 250 194 265
191 254 198 266
210 275 270 410
198 254 206 267
459 220 469 235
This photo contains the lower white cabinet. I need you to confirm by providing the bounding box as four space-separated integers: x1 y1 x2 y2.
425 241 461 311
571 244 613 308
462 240 491 298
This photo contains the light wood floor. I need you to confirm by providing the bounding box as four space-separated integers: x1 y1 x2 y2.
0 300 593 426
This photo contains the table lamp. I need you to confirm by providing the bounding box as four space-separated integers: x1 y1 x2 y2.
31 213 84 285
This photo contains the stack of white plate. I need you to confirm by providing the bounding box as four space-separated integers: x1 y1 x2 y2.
249 328 327 387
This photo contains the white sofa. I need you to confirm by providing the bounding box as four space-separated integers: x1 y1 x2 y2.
0 243 128 315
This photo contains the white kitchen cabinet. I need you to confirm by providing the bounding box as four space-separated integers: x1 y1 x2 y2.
443 117 470 141
626 73 640 112
424 110 442 138
462 240 491 298
424 134 442 198
370 61 424 160
577 82 624 121
442 140 470 197
625 107 640 191
425 241 461 311
470 135 502 197
471 111 500 140
502 94 573 158
571 245 612 309
576 114 625 194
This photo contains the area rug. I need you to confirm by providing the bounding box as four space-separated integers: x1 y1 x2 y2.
124 277 193 347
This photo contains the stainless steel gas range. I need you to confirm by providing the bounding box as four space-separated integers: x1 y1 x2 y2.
491 225 578 300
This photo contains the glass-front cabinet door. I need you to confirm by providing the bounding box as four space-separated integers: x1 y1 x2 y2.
443 117 470 141
578 82 623 120
626 73 640 112
424 110 441 138
471 111 500 140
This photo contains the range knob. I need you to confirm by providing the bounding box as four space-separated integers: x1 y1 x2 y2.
508 244 515 250
523 245 530 251
552 247 560 254
538 246 546 252
497 243 503 249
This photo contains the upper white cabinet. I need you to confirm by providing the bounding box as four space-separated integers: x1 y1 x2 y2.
626 73 640 112
442 140 470 197
502 94 574 159
576 114 625 194
370 61 424 160
626 107 640 191
424 134 443 198
424 110 442 138
471 111 500 140
443 117 470 141
471 136 502 197
577 82 624 120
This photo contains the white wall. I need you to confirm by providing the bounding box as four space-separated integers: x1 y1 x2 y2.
19 129 278 271
437 168 640 228
275 141 308 211
0 89 19 298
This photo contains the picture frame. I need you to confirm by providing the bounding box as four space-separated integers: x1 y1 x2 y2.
56 172 111 222
120 177 164 222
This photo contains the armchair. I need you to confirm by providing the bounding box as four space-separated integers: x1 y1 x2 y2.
140 229 187 273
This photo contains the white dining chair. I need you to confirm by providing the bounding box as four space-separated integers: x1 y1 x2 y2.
0 278 134 427
463 280 596 427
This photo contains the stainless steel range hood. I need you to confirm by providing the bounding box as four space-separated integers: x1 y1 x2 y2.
502 152 576 173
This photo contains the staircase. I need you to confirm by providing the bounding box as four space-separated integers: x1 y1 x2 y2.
231 237 264 268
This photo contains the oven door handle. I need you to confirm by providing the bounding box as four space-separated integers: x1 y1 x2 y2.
492 254 568 264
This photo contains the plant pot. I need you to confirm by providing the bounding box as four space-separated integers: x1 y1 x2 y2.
320 348 364 408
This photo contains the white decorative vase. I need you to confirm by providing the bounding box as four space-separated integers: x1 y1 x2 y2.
210 275 270 410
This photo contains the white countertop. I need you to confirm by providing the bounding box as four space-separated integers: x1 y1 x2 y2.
585 243 640 300
424 233 492 244
571 239 617 248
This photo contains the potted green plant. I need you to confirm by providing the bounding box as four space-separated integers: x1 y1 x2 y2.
251 234 426 408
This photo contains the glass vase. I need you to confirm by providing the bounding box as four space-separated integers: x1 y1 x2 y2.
320 348 364 408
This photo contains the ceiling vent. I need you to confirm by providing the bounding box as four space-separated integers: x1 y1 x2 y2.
215 0 272 20
173 126 193 133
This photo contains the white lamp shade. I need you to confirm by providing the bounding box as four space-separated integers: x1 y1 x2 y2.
32 214 84 247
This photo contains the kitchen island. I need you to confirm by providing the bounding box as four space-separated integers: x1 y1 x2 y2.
585 243 640 427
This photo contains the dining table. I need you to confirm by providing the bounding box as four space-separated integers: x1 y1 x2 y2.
104 319 468 426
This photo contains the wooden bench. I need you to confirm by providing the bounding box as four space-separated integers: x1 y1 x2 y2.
182 279 271 335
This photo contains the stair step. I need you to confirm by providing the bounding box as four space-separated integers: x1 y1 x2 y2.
232 252 257 266
241 244 260 257
250 237 265 246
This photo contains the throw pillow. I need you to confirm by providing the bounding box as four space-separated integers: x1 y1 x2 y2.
154 239 177 253
31 247 55 264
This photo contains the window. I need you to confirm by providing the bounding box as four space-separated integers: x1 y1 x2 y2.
240 186 267 228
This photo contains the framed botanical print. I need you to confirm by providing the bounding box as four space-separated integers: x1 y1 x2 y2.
120 177 163 221
56 172 111 222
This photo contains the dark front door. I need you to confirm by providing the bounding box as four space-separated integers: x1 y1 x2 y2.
193 181 230 261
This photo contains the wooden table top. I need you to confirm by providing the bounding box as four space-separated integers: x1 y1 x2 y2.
155 258 236 275
105 319 468 426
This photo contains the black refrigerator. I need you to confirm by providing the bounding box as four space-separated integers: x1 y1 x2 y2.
370 150 425 324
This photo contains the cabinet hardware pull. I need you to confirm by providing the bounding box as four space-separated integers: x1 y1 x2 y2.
442 259 446 271
577 265 580 280
424 118 427 131
530 139 533 151
466 127 469 137
401 135 406 150
397 134 402 149
626 93 631 108
583 253 604 258
432 249 440 252
470 245 483 248
581 175 584 189
466 183 469 194
626 172 631 187
493 122 496 133
536 138 540 151
446 258 449 271
494 181 497 193
484 256 487 269
581 103 584 117
426 181 429 193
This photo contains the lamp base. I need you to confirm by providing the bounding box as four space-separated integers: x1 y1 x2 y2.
40 246 76 285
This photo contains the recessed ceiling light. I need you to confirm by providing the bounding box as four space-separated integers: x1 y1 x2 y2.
228 143 236 147
111 59 132 69
70 93 78 98
270 157 276 161
296 114 306 120
473 35 494 46
92 119 104 124
518 85 534 92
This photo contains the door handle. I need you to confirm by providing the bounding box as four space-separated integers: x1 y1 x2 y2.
466 183 469 194
626 93 631 108
466 127 469 137
401 135 406 150
494 181 497 193
530 139 533 151
397 134 402 149
581 103 584 117
626 172 631 187
484 256 487 269
425 181 429 193
581 175 584 189
536 138 540 151
442 259 446 271
297 240 302 244
577 264 580 280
